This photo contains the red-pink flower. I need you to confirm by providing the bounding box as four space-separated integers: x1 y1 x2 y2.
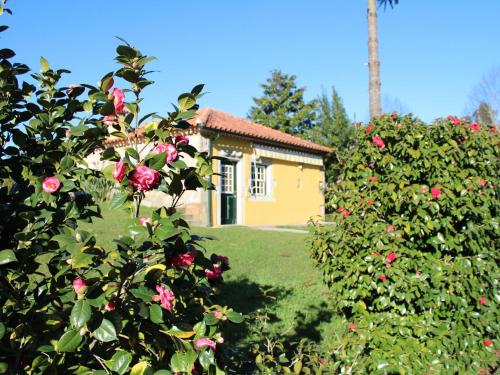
367 199 374 206
483 339 492 347
105 301 116 311
175 135 189 145
430 187 441 199
368 176 377 183
337 207 350 218
171 252 196 268
205 264 222 280
139 216 152 227
447 115 461 125
42 176 61 193
365 123 373 134
469 123 480 132
386 252 397 263
154 143 178 164
490 126 497 132
73 277 86 294
112 88 125 114
379 274 388 282
129 166 160 191
103 114 118 127
213 311 224 320
477 178 487 188
480 296 486 305
66 84 78 95
215 255 229 266
194 338 216 351
112 160 127 182
347 322 357 330
155 284 175 311
387 225 396 234
372 136 385 149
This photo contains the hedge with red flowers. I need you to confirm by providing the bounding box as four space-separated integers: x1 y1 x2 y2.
310 114 499 373
0 23 242 374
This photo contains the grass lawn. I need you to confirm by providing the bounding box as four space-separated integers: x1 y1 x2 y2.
81 205 339 348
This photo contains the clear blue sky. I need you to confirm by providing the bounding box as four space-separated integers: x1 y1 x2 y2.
4 1 500 123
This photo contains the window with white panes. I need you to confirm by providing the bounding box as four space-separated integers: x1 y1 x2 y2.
221 164 234 194
250 164 267 196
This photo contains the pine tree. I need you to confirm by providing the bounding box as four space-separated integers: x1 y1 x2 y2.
308 87 354 149
307 87 355 183
248 70 316 136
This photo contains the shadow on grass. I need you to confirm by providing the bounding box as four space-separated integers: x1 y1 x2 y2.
217 277 335 345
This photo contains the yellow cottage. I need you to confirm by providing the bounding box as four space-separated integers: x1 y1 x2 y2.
93 108 330 226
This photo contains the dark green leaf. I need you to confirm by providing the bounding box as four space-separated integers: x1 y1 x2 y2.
93 319 117 342
106 351 132 375
109 192 129 210
56 330 82 353
70 300 91 329
149 304 163 324
0 250 17 265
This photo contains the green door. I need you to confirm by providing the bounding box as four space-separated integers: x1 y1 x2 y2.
221 161 236 225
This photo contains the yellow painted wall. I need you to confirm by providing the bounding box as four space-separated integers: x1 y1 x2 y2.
211 135 325 226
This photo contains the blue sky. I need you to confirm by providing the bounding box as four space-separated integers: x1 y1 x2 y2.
3 1 500 123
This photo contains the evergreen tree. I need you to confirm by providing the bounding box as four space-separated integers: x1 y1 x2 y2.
308 87 354 149
307 87 355 183
248 70 316 136
473 102 497 126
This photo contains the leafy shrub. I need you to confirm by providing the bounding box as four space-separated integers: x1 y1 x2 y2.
310 114 499 373
0 21 241 374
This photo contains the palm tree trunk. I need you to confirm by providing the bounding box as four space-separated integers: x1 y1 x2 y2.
367 0 382 118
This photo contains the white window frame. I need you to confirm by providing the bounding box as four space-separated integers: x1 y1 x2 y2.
249 158 273 201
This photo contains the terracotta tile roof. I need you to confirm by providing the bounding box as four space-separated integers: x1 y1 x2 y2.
192 108 331 154
105 108 331 154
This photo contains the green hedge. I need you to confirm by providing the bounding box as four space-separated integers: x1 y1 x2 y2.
310 114 499 373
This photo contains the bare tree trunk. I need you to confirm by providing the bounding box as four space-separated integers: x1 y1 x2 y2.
367 0 382 118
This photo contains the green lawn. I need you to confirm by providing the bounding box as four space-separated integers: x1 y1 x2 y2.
82 206 338 348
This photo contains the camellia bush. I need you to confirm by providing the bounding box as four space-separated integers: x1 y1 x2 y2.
310 113 499 373
0 22 242 374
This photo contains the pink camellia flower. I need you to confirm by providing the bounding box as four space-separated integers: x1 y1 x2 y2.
103 114 118 127
154 143 178 164
175 135 189 145
112 160 127 183
66 84 78 95
171 252 196 268
372 136 385 149
205 264 222 280
337 207 350 218
194 338 216 351
477 178 487 188
480 296 486 305
367 199 374 206
386 252 397 263
379 274 388 282
105 301 116 311
155 284 175 311
483 339 492 347
215 255 229 266
447 115 461 125
129 166 160 191
347 322 357 330
415 270 422 276
112 87 126 114
469 123 480 132
368 176 377 183
365 123 373 134
387 225 396 234
430 187 441 199
72 277 86 294
213 311 224 320
42 176 61 193
490 126 497 132
139 216 152 227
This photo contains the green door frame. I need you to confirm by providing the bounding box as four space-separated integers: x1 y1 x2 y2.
221 160 237 225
